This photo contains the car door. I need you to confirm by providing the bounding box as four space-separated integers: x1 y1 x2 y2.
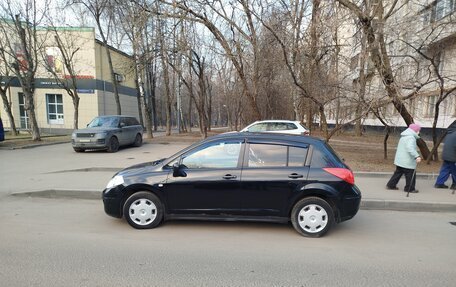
240 140 310 217
163 139 245 215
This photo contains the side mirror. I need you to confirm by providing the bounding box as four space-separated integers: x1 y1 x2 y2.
120 122 126 128
173 163 187 177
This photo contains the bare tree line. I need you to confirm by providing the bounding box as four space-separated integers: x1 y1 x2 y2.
1 0 455 161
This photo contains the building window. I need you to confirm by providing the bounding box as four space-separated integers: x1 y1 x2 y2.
435 0 454 20
18 93 29 129
46 94 64 125
426 95 436 117
421 0 455 24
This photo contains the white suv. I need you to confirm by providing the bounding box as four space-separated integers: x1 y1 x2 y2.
240 120 309 135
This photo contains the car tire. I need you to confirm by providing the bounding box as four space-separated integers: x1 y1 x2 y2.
291 197 334 238
133 133 142 147
107 136 119 153
73 147 85 153
123 192 163 229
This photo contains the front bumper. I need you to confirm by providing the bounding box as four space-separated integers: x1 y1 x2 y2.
72 138 108 149
102 186 124 218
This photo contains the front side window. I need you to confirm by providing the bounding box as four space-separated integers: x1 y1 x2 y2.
248 123 267 132
181 141 242 169
248 143 308 167
46 94 64 124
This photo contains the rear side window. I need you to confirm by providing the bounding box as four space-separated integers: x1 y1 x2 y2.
268 122 288 131
286 123 298 130
247 143 308 167
127 117 140 126
311 145 342 168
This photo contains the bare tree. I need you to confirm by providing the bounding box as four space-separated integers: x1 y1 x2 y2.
40 28 83 129
0 1 46 141
336 0 431 158
68 0 122 114
151 0 263 122
113 1 150 134
0 42 18 135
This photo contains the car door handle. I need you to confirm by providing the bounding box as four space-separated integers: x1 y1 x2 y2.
288 173 303 179
223 174 237 180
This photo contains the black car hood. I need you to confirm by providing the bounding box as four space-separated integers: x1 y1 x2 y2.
118 158 167 175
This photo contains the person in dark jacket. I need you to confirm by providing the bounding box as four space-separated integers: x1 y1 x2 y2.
386 123 422 193
0 117 4 142
434 120 456 189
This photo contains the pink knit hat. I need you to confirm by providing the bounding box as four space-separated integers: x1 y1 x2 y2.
409 123 421 133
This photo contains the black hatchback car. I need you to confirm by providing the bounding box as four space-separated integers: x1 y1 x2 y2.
102 132 361 237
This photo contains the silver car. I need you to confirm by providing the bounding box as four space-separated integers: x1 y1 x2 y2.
71 115 143 153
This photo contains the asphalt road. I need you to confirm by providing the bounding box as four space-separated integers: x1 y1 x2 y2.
0 196 455 286
1 141 456 286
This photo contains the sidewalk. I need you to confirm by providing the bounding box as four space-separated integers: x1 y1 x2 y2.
355 173 456 212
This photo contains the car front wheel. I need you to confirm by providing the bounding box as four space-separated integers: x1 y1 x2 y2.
291 197 334 238
123 192 163 229
106 136 119 153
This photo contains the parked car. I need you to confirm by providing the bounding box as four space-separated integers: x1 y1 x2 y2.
240 120 309 135
102 132 361 237
72 115 143 153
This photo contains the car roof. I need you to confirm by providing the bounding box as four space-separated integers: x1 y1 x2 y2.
250 120 300 124
210 131 323 145
96 115 136 118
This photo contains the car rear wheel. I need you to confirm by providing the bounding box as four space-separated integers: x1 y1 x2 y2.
123 192 163 229
107 136 119 153
133 133 142 147
291 197 334 238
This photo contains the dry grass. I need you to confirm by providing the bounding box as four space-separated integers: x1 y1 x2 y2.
1 129 443 173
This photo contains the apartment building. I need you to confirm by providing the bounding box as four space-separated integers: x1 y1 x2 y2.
0 26 138 133
329 0 456 129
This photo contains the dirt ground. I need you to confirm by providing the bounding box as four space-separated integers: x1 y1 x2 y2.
146 129 443 174
0 129 443 174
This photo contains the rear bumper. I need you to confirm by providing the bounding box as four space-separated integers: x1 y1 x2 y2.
339 185 361 222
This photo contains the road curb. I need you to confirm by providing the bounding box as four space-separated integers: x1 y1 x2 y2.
361 199 456 212
11 189 456 212
11 189 101 200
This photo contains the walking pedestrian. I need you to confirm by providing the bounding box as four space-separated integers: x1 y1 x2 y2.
434 120 456 189
386 123 422 193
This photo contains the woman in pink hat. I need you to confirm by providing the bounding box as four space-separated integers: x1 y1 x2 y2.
386 123 422 193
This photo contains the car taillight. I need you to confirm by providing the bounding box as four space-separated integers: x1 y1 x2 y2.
302 131 310 136
323 168 355 185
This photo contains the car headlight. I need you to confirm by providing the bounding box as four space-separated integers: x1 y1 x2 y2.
106 175 124 189
96 132 108 138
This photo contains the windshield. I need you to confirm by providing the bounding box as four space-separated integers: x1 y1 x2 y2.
87 117 119 128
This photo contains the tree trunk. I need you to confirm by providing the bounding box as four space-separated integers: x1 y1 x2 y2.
0 88 18 135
